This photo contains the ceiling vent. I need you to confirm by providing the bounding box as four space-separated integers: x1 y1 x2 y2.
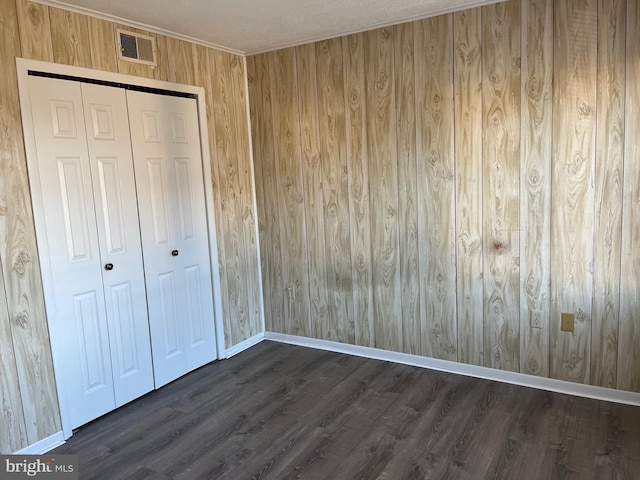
116 29 157 66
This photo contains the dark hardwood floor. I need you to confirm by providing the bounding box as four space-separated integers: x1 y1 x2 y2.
54 340 640 479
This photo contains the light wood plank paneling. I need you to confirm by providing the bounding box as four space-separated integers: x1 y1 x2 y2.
2 0 61 445
229 54 262 338
254 53 285 334
248 0 640 395
115 24 154 78
153 34 170 81
343 33 374 348
49 7 91 67
198 47 262 347
316 38 354 343
551 0 597 383
591 0 626 389
482 1 521 372
246 56 272 334
520 0 552 378
268 48 311 337
453 7 484 366
0 0 22 218
210 48 250 346
296 43 329 338
16 0 53 61
619 0 640 393
3 0 53 453
364 27 402 352
0 254 27 453
414 16 457 361
167 37 196 85
87 16 117 72
192 44 207 87
194 45 231 346
394 22 420 355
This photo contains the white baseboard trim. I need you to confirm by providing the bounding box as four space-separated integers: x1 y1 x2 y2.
265 332 640 407
15 431 65 454
225 332 265 359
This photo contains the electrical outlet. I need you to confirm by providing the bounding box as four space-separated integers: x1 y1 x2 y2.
530 310 543 329
561 312 575 332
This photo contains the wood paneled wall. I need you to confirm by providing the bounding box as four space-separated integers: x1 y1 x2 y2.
248 0 640 393
0 0 261 453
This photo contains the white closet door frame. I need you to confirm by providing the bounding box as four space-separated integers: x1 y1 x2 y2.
16 58 226 440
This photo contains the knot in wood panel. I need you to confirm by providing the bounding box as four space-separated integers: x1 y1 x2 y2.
458 234 481 257
351 180 363 200
444 343 456 356
349 87 360 105
382 244 394 262
564 351 582 372
526 75 540 100
385 203 396 218
456 44 479 68
577 100 591 119
513 56 521 71
567 153 585 176
285 178 304 203
375 71 389 91
13 251 32 277
27 4 42 25
527 357 540 374
230 56 243 73
15 312 28 329
527 165 541 188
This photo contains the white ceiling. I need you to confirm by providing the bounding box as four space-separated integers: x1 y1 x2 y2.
40 0 503 55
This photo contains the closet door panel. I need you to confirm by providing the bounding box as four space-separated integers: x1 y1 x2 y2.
58 156 93 260
134 148 189 387
127 90 217 386
81 83 154 406
185 265 206 347
28 76 115 428
146 158 172 246
162 97 217 371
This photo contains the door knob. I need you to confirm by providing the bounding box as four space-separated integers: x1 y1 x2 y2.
171 250 179 256
105 263 114 271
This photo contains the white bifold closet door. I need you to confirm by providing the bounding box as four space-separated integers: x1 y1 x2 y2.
127 91 217 388
26 74 218 429
28 76 154 429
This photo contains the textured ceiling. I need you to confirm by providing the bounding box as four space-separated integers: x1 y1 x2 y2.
39 0 503 55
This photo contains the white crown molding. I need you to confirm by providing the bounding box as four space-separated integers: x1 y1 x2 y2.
265 332 640 407
245 0 505 55
29 0 245 56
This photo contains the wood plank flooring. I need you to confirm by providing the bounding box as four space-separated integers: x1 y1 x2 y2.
54 341 640 479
